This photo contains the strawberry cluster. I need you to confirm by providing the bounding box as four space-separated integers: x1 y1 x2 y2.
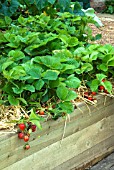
84 79 110 101
18 123 37 150
84 91 97 101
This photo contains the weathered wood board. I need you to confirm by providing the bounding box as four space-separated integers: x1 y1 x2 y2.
0 95 114 170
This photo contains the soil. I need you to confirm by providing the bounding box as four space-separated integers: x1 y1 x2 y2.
91 13 114 46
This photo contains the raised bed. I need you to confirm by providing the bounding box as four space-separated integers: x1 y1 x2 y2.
0 95 114 170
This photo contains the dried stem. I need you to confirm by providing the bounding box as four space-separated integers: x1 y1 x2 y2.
60 115 68 147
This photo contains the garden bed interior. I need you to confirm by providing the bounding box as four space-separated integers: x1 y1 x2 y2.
0 6 114 170
0 94 114 170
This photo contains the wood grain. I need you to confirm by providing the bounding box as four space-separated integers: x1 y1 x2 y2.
0 95 114 170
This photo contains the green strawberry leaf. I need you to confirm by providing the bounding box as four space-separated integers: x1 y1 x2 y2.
8 95 19 106
56 85 68 100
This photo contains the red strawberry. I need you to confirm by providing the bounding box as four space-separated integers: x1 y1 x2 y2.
91 92 96 96
88 96 93 101
102 79 106 82
84 92 89 95
39 110 45 115
31 125 37 132
25 144 30 150
24 135 29 142
99 85 105 91
18 132 24 139
18 123 26 131
104 89 109 94
84 92 89 98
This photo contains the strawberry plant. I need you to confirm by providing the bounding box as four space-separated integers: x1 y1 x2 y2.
0 0 85 18
0 4 114 149
104 0 114 14
0 13 114 119
0 12 101 117
72 0 90 9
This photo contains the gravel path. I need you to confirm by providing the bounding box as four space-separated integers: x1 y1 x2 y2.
90 152 114 170
90 13 114 46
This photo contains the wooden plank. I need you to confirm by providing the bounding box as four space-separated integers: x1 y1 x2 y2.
3 114 114 170
54 135 114 170
0 100 114 169
0 94 113 145
0 95 114 152
0 94 113 139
